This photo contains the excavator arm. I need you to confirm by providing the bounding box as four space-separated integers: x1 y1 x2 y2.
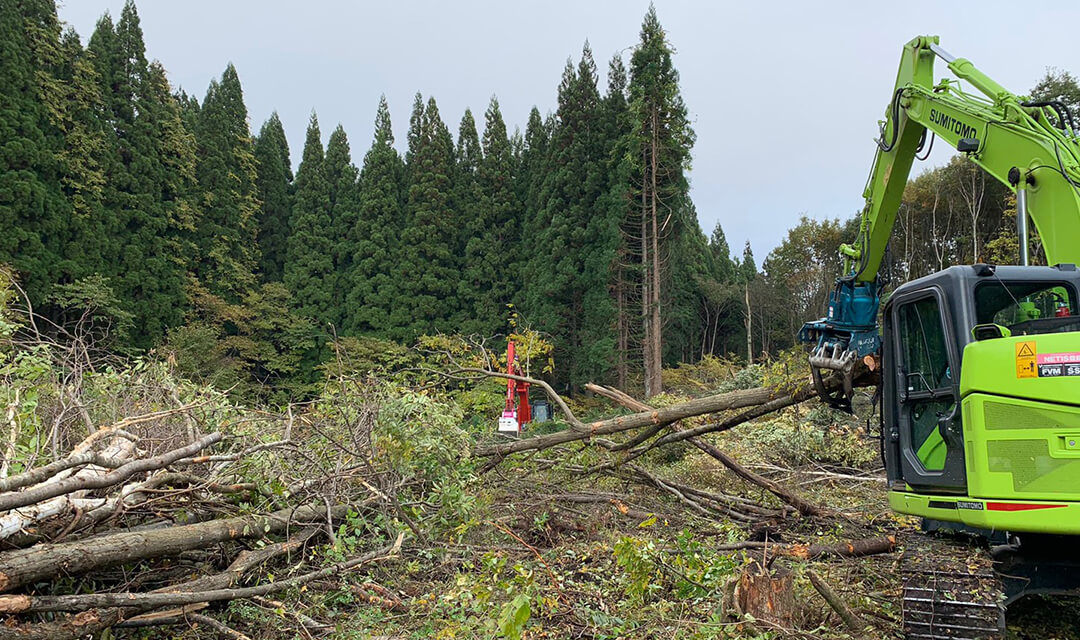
800 35 1080 409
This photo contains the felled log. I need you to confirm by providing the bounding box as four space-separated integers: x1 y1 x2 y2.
475 365 874 459
0 533 402 613
476 383 797 458
0 499 371 593
714 536 896 559
0 529 322 640
0 432 138 540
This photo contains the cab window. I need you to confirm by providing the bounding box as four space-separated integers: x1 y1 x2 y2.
898 296 951 393
975 281 1076 327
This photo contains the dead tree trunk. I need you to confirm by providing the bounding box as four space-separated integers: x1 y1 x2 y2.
648 108 663 397
744 282 753 363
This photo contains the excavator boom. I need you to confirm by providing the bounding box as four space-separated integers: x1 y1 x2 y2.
800 35 1080 409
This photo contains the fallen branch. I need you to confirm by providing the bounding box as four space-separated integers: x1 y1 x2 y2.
0 533 403 613
0 435 138 540
0 433 223 513
0 451 128 493
346 583 407 613
687 438 828 518
186 613 253 640
475 365 873 459
586 384 828 518
493 521 567 605
115 611 252 639
251 596 333 632
176 439 294 465
807 569 868 637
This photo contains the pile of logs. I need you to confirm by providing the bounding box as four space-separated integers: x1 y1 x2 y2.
0 405 401 640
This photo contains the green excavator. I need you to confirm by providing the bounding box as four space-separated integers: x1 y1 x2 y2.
799 36 1080 638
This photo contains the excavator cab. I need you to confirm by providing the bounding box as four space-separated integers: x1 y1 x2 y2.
881 264 1080 531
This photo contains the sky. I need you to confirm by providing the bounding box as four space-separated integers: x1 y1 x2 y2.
57 1 1080 259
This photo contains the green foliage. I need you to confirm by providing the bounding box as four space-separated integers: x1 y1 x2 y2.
326 124 361 331
614 529 738 604
525 46 619 390
459 100 520 337
166 282 320 401
1030 67 1080 127
375 392 478 532
497 593 531 640
321 335 415 380
0 2 89 314
47 274 134 346
747 414 877 469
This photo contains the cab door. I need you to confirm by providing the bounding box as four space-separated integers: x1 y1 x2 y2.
890 288 967 493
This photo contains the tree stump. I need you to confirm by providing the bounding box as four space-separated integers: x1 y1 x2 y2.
733 564 796 627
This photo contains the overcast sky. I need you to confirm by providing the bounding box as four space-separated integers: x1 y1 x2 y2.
57 1 1080 259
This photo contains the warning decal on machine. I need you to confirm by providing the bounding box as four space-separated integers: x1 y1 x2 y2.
1036 351 1080 377
1016 341 1037 378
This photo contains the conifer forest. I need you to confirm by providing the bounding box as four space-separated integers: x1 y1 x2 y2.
2 1 1080 638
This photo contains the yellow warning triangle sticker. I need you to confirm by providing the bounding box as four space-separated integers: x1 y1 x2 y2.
1017 343 1035 357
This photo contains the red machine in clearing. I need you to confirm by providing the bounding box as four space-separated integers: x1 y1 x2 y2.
497 340 531 434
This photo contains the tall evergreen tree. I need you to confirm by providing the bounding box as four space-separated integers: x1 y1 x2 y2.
526 46 617 390
0 0 84 306
601 54 635 389
191 64 260 300
518 107 551 213
284 114 335 326
253 112 293 282
517 106 551 308
709 222 736 282
471 97 522 335
345 96 405 337
86 1 192 347
54 25 107 269
324 124 360 330
454 108 489 333
626 5 695 395
740 240 757 281
393 95 458 338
